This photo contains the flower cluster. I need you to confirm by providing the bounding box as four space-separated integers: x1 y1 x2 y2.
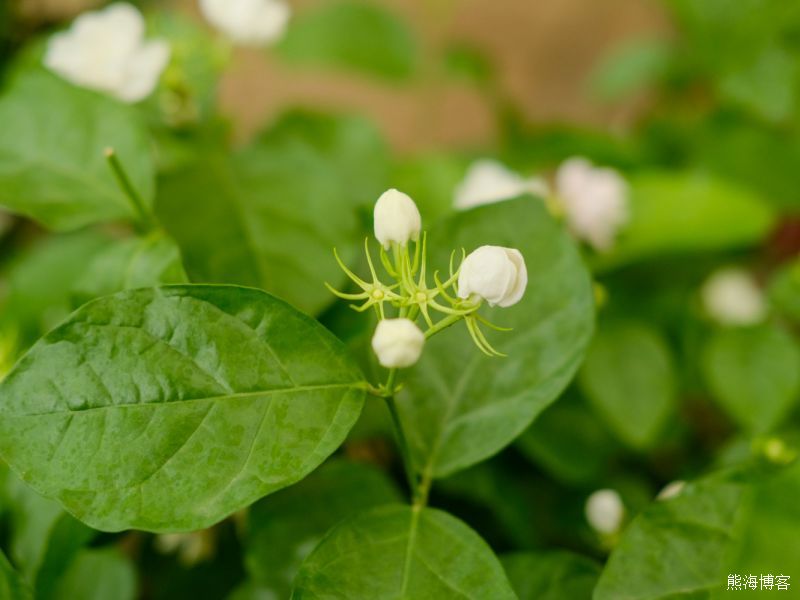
328 189 528 370
453 156 629 252
43 0 291 105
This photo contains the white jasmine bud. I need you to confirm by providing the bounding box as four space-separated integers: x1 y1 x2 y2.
43 3 170 103
371 319 425 368
373 189 422 249
701 267 766 326
555 157 629 251
457 246 527 308
585 489 625 535
454 159 550 210
199 0 290 46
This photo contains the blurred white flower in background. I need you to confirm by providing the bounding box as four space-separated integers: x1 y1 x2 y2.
555 157 629 252
585 488 625 535
371 318 425 368
657 480 686 501
458 245 528 308
199 0 291 46
454 159 549 210
44 3 170 103
155 531 215 566
701 267 766 326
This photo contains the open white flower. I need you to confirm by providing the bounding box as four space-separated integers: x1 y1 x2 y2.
585 489 625 535
44 3 170 103
555 157 628 251
454 159 549 210
701 267 766 326
371 319 425 368
373 189 422 249
457 246 527 308
199 0 290 46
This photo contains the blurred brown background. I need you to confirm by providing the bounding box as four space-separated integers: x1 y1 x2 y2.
16 0 670 151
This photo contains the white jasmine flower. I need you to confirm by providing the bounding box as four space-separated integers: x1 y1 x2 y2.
199 0 290 46
657 480 686 501
44 3 170 103
454 159 549 210
457 246 527 308
371 319 425 368
701 267 766 327
555 157 629 251
585 489 625 535
373 189 422 249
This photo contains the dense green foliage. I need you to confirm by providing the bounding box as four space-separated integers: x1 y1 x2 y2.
0 0 798 598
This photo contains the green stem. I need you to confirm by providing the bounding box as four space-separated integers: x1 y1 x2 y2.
382 369 418 500
414 469 432 508
424 313 463 339
104 147 156 232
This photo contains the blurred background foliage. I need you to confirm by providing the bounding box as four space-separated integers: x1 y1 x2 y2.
0 0 799 598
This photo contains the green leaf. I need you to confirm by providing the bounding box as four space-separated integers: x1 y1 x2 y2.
72 231 188 305
292 504 516 599
0 549 31 600
769 258 800 322
501 551 601 600
245 459 400 597
0 285 366 531
579 321 676 450
590 38 673 102
516 393 618 485
594 471 746 599
0 231 111 350
277 1 418 80
156 112 385 315
398 199 594 478
726 460 800 589
389 153 466 223
2 471 94 598
595 171 775 271
702 324 800 433
595 463 800 599
259 110 389 210
0 69 154 231
51 549 136 600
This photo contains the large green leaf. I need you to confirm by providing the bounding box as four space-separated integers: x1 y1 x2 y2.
277 1 418 80
516 393 618 485
156 113 384 315
51 549 136 600
72 231 188 304
579 321 676 450
0 285 366 531
594 471 746 599
595 171 775 271
0 69 154 231
245 459 400 597
0 549 31 600
702 324 800 433
292 504 516 599
501 551 601 600
397 198 594 477
595 463 800 599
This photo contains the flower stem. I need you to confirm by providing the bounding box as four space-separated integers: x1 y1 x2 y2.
424 313 463 339
382 369 418 501
104 147 156 233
